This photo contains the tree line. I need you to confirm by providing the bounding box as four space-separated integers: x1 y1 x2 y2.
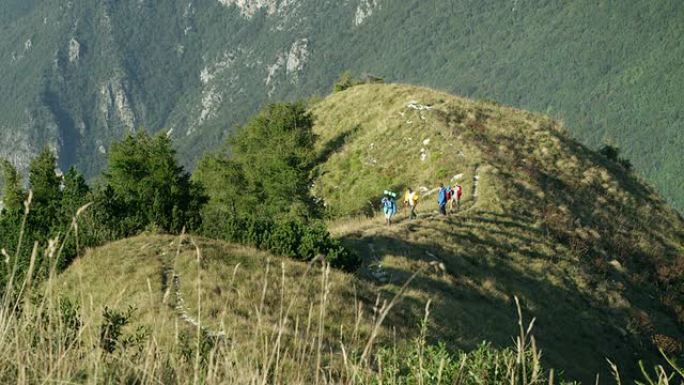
0 102 358 293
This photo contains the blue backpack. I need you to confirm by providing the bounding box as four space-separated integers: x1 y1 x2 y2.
383 197 397 214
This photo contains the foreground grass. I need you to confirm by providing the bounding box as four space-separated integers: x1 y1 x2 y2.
0 232 682 384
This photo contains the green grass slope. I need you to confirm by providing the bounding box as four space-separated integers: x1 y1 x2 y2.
312 83 684 383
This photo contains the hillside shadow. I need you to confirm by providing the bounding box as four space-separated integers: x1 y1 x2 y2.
315 124 360 165
339 214 675 385
468 123 684 329
42 88 80 170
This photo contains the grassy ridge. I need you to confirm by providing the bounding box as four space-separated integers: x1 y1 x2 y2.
311 84 684 383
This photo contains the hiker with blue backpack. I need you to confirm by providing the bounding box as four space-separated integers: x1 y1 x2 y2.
437 183 448 216
381 190 398 226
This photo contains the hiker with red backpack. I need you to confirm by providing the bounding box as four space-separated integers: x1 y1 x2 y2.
450 184 463 212
456 184 463 209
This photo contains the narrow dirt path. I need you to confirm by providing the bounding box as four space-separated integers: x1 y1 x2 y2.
161 259 227 339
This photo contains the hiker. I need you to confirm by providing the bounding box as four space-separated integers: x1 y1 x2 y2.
403 187 419 220
449 184 462 212
381 190 398 226
445 186 453 209
437 183 448 216
454 184 463 210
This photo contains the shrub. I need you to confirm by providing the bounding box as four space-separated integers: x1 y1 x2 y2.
332 71 360 93
201 214 360 271
266 220 302 258
99 306 135 354
599 144 633 171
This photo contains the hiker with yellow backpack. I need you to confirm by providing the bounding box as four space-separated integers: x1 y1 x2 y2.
403 187 419 220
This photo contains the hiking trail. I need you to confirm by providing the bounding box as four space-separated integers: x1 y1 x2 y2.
161 252 227 340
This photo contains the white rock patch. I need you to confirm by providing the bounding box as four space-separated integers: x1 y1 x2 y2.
99 79 136 131
286 38 309 75
217 0 296 18
354 0 379 27
265 38 309 96
69 38 80 63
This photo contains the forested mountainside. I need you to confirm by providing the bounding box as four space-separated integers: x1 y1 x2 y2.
1 0 682 209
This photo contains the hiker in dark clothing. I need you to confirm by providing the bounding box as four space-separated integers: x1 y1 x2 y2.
437 183 448 216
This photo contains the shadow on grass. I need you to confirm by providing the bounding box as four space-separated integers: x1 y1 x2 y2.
339 212 680 385
315 124 360 165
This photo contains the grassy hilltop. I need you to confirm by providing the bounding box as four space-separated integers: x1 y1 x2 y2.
3 83 683 384
312 84 684 381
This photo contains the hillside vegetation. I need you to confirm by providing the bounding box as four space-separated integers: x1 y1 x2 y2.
16 83 681 384
0 0 683 210
0 234 572 385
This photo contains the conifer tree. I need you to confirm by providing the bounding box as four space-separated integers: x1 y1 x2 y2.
1 160 25 216
197 102 319 221
102 131 205 235
28 147 62 236
60 167 90 222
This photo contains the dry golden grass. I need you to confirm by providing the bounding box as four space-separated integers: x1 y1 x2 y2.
0 202 682 384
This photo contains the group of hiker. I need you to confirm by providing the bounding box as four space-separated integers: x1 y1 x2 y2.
381 184 463 226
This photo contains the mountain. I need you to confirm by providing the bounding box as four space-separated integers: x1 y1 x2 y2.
49 83 684 384
0 0 683 210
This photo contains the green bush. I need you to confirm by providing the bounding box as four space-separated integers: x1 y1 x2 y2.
201 213 360 271
99 306 135 354
599 144 633 171
101 131 206 236
332 71 361 93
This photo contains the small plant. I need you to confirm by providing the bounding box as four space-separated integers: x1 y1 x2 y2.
99 305 136 354
58 297 83 345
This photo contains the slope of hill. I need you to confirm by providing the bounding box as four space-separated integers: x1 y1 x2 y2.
1 0 683 210
311 84 684 382
53 235 378 367
47 84 684 384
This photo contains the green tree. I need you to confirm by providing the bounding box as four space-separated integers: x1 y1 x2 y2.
0 160 25 288
101 131 205 235
60 167 90 221
27 147 63 238
1 160 25 216
197 102 319 221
